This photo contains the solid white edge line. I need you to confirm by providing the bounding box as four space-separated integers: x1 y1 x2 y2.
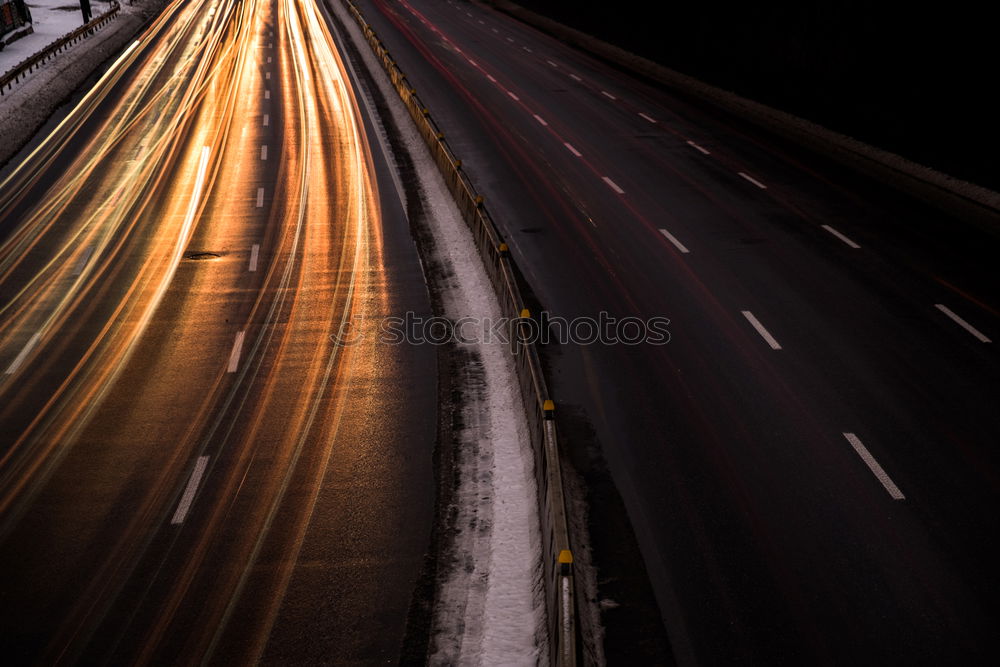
659 228 690 254
227 330 245 373
843 433 905 500
687 140 710 155
533 114 548 126
5 332 41 375
256 187 264 207
741 310 782 349
602 176 624 194
821 224 861 248
564 142 581 157
171 455 210 524
639 112 658 123
739 171 768 189
249 244 260 272
935 304 992 342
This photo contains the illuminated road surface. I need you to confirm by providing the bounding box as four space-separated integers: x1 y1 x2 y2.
0 0 434 662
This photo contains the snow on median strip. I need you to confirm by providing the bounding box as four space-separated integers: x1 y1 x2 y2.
326 1 548 661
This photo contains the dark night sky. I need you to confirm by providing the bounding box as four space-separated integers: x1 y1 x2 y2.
513 0 998 190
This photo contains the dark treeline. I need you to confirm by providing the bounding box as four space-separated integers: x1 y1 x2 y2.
513 0 998 191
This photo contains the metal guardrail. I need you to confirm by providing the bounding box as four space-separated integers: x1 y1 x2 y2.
337 1 580 663
1 2 120 96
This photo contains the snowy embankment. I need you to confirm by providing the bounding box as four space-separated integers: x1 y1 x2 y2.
1 0 96 64
0 0 167 170
324 0 548 663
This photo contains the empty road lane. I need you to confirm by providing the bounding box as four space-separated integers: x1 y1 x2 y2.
353 0 999 663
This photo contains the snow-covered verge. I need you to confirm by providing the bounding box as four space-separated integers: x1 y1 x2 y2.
323 1 548 663
1 0 94 62
0 0 168 170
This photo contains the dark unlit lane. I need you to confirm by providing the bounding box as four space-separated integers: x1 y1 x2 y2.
0 0 433 663
355 0 1000 663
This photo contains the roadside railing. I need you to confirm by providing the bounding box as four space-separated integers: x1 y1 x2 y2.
1 2 120 96
337 1 580 663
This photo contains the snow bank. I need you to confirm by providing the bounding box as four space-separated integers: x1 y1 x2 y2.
325 0 548 663
1 1 92 68
0 1 167 170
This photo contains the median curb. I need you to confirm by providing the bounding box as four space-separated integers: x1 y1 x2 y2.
336 1 581 663
487 0 1000 237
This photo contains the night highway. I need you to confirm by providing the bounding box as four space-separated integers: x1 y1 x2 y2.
1 0 998 664
0 0 434 662
351 0 999 663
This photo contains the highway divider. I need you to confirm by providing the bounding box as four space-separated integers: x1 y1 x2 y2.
337 1 579 663
0 1 121 96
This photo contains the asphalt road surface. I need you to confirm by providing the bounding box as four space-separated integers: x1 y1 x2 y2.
354 0 1000 663
0 0 434 663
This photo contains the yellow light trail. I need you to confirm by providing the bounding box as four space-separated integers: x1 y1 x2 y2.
0 0 390 660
